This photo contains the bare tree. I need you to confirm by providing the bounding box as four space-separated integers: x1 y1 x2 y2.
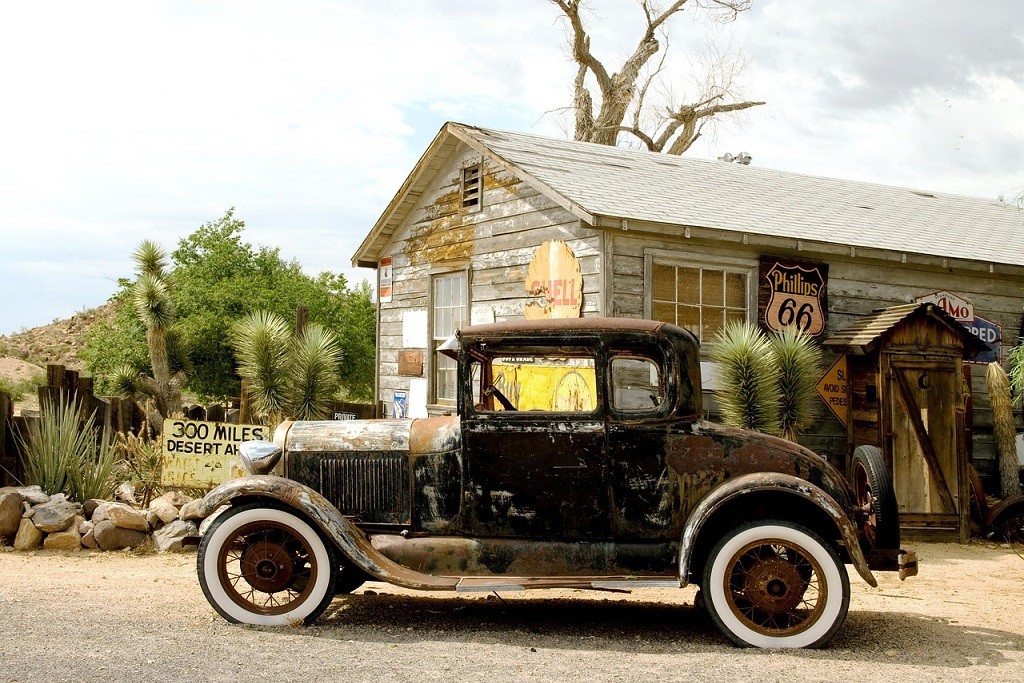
552 0 765 154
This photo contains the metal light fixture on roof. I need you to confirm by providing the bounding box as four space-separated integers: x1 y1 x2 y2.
717 152 752 165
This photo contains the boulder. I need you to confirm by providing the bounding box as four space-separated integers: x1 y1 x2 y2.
32 500 78 533
81 527 99 550
82 499 105 520
91 502 111 523
152 520 199 552
0 491 24 540
93 520 148 551
149 498 179 525
161 490 194 508
178 498 206 521
106 503 149 533
13 518 43 551
15 486 50 505
43 521 82 551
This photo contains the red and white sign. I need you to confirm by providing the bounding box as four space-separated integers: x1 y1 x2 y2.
914 290 974 323
524 241 582 319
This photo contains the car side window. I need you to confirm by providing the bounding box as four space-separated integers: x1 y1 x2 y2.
610 356 664 412
471 347 598 414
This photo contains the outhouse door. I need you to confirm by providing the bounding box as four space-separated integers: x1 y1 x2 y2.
886 355 968 540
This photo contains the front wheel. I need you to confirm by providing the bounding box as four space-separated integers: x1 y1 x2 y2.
197 503 339 625
702 520 850 648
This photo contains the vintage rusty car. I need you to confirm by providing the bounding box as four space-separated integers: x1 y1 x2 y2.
193 317 916 648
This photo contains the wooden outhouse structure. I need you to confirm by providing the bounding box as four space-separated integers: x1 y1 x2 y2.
352 122 1024 494
824 302 988 540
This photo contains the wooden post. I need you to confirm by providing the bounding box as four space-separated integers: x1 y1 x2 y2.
239 378 252 425
295 305 309 338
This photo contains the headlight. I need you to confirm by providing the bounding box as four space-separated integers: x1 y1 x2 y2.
239 440 282 475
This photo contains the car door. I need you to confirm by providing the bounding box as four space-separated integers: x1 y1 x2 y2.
605 344 685 541
461 342 610 540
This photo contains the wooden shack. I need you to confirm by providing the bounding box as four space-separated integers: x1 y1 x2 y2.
823 302 988 541
353 122 1024 492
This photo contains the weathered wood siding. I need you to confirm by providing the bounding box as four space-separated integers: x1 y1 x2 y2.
378 145 602 412
607 229 1024 481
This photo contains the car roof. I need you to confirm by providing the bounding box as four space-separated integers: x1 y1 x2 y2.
459 316 669 337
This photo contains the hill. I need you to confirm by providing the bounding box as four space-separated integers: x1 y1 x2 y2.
0 303 117 412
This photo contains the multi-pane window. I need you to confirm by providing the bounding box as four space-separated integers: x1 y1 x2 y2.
432 272 467 403
651 262 749 342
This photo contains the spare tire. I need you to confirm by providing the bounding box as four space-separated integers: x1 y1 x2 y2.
851 445 900 549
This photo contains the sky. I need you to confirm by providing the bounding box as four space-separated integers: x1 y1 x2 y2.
1 0 1021 335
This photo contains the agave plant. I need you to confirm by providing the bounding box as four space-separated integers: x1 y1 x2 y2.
770 326 823 441
17 394 119 501
231 310 343 423
710 322 780 434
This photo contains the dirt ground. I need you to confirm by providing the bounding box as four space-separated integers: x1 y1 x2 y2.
1 535 1023 682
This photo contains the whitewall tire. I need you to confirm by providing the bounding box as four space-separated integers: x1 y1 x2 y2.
702 520 850 648
198 503 338 625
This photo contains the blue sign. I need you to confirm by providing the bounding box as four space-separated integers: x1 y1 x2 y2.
964 315 1002 365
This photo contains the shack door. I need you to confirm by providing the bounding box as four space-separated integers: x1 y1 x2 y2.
888 357 965 534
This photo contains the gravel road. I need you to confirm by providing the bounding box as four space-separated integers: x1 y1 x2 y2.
2 537 1023 682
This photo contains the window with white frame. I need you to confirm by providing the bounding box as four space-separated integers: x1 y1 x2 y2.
648 257 752 343
432 272 468 404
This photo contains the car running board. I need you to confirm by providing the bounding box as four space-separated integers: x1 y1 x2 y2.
454 576 681 593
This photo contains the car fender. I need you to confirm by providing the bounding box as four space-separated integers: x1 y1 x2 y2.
677 472 877 588
195 475 459 591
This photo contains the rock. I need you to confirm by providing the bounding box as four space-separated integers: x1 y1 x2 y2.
149 498 180 525
43 521 81 551
83 499 104 520
91 502 111 523
0 491 25 540
81 527 99 550
32 500 78 533
161 490 194 508
106 503 150 533
146 510 162 530
152 519 198 552
93 520 148 551
115 482 137 505
178 498 206 521
16 485 50 505
13 518 43 551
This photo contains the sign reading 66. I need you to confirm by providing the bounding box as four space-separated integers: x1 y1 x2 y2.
763 262 827 336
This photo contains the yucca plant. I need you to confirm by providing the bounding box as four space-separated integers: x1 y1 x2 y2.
1008 342 1024 408
770 326 823 441
231 310 344 423
987 362 1022 498
710 322 780 434
115 429 164 507
17 394 119 501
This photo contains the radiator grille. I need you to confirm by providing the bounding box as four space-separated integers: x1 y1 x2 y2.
320 453 409 524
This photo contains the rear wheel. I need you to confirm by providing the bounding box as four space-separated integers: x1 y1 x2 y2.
702 520 850 648
852 445 900 549
198 503 338 625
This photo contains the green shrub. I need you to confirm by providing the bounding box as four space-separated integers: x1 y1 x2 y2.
710 322 780 434
17 394 120 501
770 326 823 441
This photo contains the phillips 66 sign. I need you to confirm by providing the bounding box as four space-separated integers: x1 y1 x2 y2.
759 257 829 337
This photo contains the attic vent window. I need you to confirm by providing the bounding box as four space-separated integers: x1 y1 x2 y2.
461 164 482 211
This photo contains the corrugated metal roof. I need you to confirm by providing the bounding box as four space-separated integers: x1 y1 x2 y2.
454 124 1024 268
822 302 985 356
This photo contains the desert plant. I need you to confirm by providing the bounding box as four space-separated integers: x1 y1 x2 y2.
16 394 119 501
1008 342 1024 408
770 326 823 441
0 373 45 402
231 310 343 423
987 362 1022 499
115 429 164 508
710 322 780 434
